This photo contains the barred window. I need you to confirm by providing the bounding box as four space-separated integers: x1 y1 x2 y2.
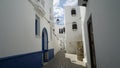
59 29 63 34
72 22 77 31
71 9 76 16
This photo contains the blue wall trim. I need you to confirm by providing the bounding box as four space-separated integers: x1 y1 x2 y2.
0 51 43 68
0 49 54 68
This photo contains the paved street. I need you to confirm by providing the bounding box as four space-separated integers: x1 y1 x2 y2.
43 50 86 68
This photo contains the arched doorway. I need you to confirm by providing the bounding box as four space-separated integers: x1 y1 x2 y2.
42 28 48 62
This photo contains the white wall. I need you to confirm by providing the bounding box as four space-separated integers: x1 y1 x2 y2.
79 6 87 64
80 6 86 24
0 0 58 58
0 0 40 58
65 6 82 54
40 0 59 54
42 0 55 50
54 24 65 50
54 24 65 37
52 34 60 55
83 0 120 68
44 0 53 21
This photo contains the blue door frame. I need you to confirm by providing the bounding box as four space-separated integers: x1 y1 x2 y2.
42 28 48 62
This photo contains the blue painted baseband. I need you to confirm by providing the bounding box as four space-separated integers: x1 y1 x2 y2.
0 49 54 68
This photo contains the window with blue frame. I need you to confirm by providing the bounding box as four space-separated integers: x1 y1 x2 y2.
35 15 40 36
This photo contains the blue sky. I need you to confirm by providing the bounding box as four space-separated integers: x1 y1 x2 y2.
53 0 78 25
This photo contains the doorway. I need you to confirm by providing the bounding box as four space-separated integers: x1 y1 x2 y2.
42 28 48 62
87 15 97 68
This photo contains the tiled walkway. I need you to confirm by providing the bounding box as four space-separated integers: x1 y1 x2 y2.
43 50 86 68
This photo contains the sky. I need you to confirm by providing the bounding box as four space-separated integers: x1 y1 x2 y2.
53 0 78 25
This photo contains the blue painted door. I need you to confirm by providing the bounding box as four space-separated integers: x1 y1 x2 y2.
42 28 48 62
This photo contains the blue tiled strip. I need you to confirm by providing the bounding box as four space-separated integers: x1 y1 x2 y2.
0 49 54 68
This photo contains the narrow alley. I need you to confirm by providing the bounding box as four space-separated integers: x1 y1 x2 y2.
43 50 86 68
1 0 120 68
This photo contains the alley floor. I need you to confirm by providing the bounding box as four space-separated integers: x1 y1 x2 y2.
43 50 86 68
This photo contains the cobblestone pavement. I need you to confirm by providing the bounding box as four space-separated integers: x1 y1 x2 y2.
43 50 86 68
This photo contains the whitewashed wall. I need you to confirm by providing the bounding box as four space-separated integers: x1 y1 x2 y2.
79 6 87 64
0 0 40 58
54 24 65 50
82 0 120 68
54 24 65 37
35 0 59 55
65 6 82 54
0 0 58 58
53 34 60 55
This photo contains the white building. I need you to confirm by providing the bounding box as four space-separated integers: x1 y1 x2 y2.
54 24 65 50
0 0 59 68
79 0 120 68
64 6 82 54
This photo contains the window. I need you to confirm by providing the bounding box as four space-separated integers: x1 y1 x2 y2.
72 22 77 31
82 3 87 6
84 0 88 1
59 28 63 34
71 9 76 16
35 15 40 35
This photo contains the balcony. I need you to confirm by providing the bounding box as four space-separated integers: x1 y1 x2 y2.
29 0 46 16
78 0 88 7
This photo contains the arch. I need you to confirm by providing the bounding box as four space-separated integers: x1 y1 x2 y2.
42 28 48 62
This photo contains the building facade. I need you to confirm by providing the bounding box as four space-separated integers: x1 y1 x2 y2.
64 6 82 54
0 0 59 68
79 0 120 68
54 24 65 50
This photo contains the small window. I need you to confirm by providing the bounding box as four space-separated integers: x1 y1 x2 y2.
72 22 77 31
71 9 76 16
35 15 40 35
82 3 87 6
35 19 38 35
84 0 88 2
59 28 63 34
